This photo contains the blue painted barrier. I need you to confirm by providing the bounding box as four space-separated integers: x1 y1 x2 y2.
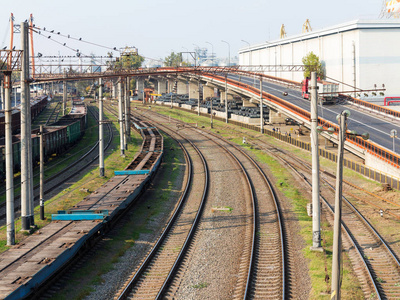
52 210 109 221
114 170 150 175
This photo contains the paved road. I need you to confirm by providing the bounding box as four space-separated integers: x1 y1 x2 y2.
229 74 400 154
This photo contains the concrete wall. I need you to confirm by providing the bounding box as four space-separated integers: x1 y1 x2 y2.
239 20 400 96
136 79 144 101
231 114 260 124
365 152 400 179
189 82 199 99
177 81 187 94
157 79 167 94
203 86 214 99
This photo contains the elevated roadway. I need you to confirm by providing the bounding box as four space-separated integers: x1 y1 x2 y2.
230 74 400 155
28 66 400 176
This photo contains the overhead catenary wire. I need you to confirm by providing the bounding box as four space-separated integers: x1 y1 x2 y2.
30 25 164 65
32 26 118 52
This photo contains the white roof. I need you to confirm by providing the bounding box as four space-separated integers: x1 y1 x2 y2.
239 19 400 54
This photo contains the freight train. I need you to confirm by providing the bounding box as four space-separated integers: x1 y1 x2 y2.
0 99 87 181
0 95 48 136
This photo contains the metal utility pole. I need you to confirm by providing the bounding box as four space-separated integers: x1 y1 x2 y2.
331 112 347 300
123 79 128 150
225 74 228 123
1 78 4 109
198 76 201 116
118 80 125 156
20 22 30 230
310 71 322 251
170 82 173 109
39 125 45 220
126 77 131 137
260 76 264 134
98 78 105 177
210 97 213 129
63 80 67 115
26 39 34 228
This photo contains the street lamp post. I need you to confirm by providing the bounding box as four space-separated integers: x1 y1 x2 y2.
221 40 230 67
205 41 214 66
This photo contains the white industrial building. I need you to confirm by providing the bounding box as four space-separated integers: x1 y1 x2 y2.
239 19 400 98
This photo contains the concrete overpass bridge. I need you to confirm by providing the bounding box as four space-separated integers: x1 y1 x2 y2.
5 62 400 179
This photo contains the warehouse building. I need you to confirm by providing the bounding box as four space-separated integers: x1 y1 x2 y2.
239 19 400 99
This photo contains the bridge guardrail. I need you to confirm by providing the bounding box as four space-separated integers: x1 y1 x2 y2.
176 105 399 190
32 66 400 169
200 72 400 169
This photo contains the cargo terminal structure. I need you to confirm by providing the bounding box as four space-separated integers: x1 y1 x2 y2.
239 19 400 98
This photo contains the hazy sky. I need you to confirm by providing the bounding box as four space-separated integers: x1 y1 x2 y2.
1 0 382 64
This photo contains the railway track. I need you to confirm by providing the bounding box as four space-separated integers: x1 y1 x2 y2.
199 130 287 299
115 116 209 299
0 104 113 225
132 110 288 299
254 140 400 299
2 111 163 300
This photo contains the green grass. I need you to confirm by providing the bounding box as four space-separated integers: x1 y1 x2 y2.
0 103 141 253
192 282 209 289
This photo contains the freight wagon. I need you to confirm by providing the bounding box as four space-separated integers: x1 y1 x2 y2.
0 95 48 136
0 101 87 181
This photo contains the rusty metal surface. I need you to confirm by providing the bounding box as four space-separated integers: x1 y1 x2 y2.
0 50 23 72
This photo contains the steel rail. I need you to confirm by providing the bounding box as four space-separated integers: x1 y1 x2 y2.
199 130 285 299
261 145 381 299
148 115 256 299
115 115 207 299
139 110 285 299
155 130 209 299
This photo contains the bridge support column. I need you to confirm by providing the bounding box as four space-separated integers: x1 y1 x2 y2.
158 79 167 95
268 108 286 124
189 81 199 100
177 81 187 95
136 79 144 102
168 80 173 93
203 86 214 100
243 98 257 107
219 91 234 104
